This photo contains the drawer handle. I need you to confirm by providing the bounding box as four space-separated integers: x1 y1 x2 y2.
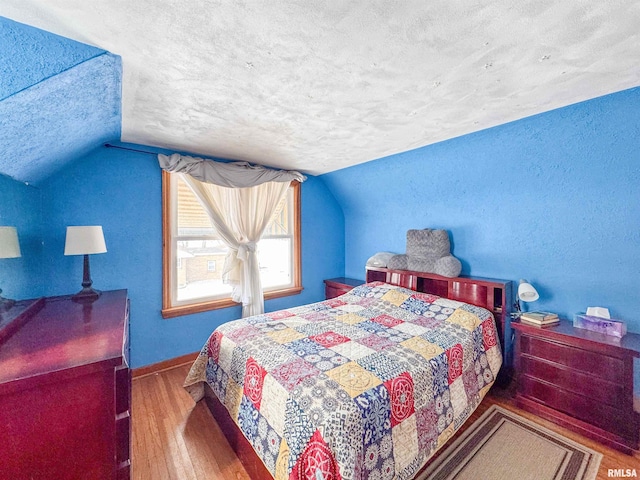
116 410 130 422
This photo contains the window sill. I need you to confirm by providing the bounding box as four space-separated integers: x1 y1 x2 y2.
161 285 303 319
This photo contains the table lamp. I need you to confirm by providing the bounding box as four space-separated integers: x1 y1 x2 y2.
64 226 107 302
0 226 21 310
511 279 539 318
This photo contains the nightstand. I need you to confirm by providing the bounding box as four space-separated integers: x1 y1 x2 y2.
512 319 640 454
323 277 364 299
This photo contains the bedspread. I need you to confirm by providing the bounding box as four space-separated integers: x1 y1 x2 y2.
184 282 502 480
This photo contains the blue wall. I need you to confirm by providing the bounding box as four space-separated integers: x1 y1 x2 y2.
0 16 104 100
0 53 122 185
0 17 121 185
322 87 640 333
39 144 345 367
0 175 43 300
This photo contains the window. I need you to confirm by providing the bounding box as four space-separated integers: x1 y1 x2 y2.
162 171 301 318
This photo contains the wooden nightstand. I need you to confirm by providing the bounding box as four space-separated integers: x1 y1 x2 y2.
323 277 364 299
512 319 640 453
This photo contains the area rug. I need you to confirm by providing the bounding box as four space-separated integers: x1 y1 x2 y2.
418 405 602 480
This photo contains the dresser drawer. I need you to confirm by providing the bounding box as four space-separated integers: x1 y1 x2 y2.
116 365 131 415
116 410 131 464
519 356 624 408
519 376 636 440
117 462 131 480
520 335 624 382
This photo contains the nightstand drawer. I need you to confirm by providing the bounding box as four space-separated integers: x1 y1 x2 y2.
520 376 636 440
325 285 347 299
520 356 624 407
521 336 624 382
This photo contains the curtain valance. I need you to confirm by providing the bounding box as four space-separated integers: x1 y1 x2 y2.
158 153 306 187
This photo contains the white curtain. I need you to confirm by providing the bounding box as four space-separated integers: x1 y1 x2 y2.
180 174 290 317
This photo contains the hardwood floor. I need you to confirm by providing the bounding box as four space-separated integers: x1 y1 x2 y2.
132 363 251 479
132 363 640 479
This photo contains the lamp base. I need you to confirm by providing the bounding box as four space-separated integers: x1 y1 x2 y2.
72 287 101 303
71 254 101 303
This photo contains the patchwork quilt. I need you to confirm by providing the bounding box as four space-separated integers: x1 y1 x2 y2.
184 282 502 480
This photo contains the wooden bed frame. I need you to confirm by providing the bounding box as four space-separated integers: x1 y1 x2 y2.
203 267 514 480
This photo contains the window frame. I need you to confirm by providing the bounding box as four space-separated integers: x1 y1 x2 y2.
161 171 302 318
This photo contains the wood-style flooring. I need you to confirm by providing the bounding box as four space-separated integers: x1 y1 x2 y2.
132 363 640 479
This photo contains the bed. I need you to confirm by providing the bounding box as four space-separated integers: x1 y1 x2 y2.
184 267 513 480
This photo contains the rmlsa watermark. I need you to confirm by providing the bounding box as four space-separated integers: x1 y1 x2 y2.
608 469 638 478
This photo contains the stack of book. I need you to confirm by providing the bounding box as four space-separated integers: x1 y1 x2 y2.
519 311 559 327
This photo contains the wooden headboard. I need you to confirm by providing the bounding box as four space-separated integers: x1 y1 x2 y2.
366 266 514 384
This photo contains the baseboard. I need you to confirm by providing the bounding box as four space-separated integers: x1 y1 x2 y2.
132 351 199 378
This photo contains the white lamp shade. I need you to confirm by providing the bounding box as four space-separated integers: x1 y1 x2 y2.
64 226 107 256
518 279 539 302
0 227 21 259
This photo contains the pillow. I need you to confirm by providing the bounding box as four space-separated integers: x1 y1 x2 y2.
366 252 397 268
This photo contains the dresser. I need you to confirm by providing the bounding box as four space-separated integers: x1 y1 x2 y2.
0 290 131 479
513 319 640 454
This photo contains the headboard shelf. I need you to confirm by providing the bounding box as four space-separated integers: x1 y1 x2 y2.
366 266 514 384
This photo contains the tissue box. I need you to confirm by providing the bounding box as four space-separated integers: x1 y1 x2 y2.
573 314 627 338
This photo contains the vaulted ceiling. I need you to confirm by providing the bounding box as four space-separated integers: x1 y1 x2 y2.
1 1 639 177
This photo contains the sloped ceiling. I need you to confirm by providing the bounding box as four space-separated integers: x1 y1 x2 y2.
1 1 639 176
0 16 103 100
0 54 121 185
0 17 121 185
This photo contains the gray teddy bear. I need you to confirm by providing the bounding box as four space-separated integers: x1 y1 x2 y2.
386 229 462 278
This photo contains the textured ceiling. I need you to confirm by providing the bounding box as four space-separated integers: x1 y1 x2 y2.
0 53 121 185
1 1 639 175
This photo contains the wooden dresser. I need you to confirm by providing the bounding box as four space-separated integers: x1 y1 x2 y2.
513 319 640 454
0 290 131 480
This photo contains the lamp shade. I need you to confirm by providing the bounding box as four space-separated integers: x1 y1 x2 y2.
64 226 107 256
0 227 21 259
518 279 539 302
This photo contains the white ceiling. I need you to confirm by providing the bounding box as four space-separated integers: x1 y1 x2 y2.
2 1 639 175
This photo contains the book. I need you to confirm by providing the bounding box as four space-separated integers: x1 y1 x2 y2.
520 311 558 323
519 317 559 327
